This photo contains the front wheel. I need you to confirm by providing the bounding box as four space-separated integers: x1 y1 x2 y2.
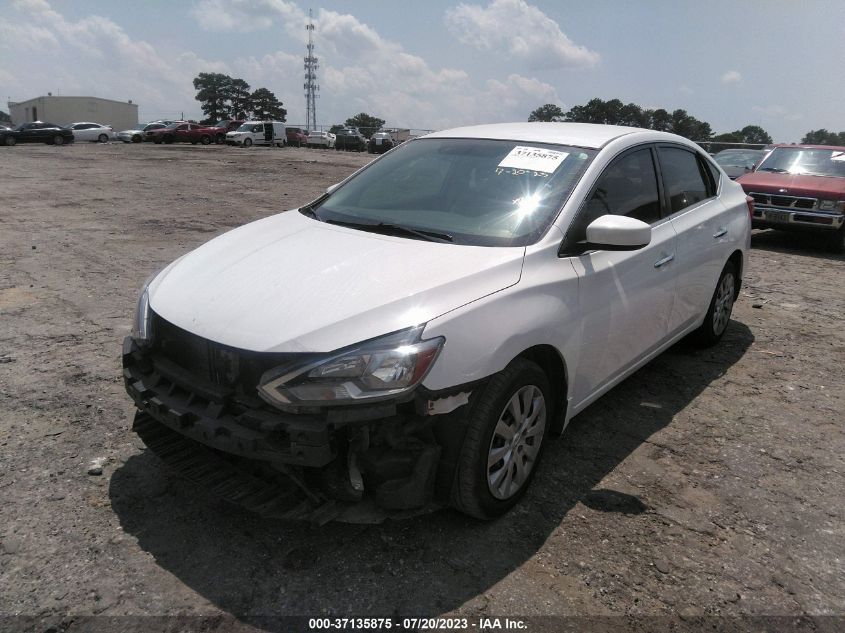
243 138 253 148
52 135 65 146
693 261 737 347
450 358 550 519
4 136 16 146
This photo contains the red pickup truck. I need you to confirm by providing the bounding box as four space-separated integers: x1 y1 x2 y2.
737 144 845 252
146 122 218 145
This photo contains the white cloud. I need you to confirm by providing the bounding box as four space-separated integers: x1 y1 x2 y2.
444 0 599 69
721 70 742 84
1 1 564 130
191 0 304 36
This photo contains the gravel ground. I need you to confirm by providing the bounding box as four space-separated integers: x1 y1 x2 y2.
0 142 843 633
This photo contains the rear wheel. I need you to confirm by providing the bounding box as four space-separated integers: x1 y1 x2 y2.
53 135 64 146
98 133 108 143
450 358 550 519
693 261 737 347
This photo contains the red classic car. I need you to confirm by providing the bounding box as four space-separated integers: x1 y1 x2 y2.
737 144 845 252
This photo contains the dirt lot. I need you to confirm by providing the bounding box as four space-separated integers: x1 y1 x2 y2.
1 142 843 632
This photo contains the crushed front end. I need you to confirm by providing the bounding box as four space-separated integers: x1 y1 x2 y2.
122 312 474 523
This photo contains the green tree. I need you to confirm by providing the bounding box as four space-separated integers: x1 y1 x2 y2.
193 72 233 123
668 109 712 141
528 104 565 122
738 125 772 145
801 129 845 145
227 78 253 119
564 97 713 140
344 112 386 138
645 108 672 132
250 88 287 121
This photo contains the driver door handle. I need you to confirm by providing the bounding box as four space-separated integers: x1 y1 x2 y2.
713 226 727 238
653 254 675 268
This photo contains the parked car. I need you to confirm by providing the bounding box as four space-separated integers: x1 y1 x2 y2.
334 127 367 151
117 122 165 143
286 127 308 147
226 121 287 147
306 130 336 148
367 131 395 154
207 119 245 144
713 149 766 179
737 144 845 252
124 122 750 522
147 122 217 145
66 122 115 143
1 122 74 146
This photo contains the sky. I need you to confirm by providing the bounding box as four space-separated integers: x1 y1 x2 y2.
1 0 843 142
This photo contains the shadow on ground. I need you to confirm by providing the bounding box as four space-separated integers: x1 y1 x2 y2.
109 322 753 624
751 229 844 261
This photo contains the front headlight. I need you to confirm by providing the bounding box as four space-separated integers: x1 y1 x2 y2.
130 273 157 347
258 326 444 407
818 199 845 212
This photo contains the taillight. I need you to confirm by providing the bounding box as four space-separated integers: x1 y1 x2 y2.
746 195 754 219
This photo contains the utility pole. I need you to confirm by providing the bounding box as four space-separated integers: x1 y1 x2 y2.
304 9 319 132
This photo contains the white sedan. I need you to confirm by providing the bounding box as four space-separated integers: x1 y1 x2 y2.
125 122 751 521
306 130 336 148
66 122 115 143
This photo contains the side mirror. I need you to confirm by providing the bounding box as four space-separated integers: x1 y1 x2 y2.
584 215 651 251
326 183 340 195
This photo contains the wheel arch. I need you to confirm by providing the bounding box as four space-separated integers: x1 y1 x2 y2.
515 344 569 435
728 249 743 298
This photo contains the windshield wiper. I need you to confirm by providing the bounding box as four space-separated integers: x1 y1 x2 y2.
325 219 453 243
299 205 322 221
758 167 789 173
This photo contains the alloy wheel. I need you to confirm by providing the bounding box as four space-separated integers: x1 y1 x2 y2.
712 272 735 335
486 385 546 500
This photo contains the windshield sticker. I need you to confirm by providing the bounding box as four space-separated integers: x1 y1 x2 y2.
498 146 569 174
831 151 845 162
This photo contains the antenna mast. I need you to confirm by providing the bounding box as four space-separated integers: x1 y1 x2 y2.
304 9 319 131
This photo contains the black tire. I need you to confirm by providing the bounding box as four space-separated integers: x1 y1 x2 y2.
243 138 253 148
5 137 16 146
692 261 737 347
98 133 108 143
53 135 64 146
216 134 225 144
200 136 211 145
450 358 551 519
825 226 845 254
132 135 142 143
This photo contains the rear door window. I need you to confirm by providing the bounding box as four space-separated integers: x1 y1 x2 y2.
658 146 714 214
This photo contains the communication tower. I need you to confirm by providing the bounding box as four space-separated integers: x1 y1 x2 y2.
304 10 319 131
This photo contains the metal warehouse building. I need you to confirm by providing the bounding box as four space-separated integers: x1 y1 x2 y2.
7 95 138 130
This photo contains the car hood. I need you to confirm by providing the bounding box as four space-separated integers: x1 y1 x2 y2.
737 172 845 198
148 211 525 353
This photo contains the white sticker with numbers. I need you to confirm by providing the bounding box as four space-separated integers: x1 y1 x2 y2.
497 146 569 173
831 151 845 161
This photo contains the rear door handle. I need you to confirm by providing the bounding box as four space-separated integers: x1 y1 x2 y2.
653 254 675 268
713 226 727 238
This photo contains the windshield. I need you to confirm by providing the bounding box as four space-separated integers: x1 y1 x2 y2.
165 122 183 129
757 147 845 178
715 150 763 167
311 138 596 247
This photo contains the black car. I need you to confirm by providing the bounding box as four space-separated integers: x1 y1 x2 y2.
367 131 395 154
1 122 75 146
334 127 367 152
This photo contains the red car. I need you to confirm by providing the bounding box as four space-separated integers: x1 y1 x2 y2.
206 119 245 144
737 144 845 252
146 122 218 145
286 127 308 147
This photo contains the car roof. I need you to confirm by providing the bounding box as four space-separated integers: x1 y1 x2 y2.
770 143 845 151
424 122 670 149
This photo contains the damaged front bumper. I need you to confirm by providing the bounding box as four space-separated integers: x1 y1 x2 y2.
122 336 477 523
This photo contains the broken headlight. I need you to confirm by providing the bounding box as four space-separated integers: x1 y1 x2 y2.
258 326 444 407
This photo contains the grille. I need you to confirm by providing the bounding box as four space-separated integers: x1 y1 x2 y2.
150 312 315 396
750 192 816 210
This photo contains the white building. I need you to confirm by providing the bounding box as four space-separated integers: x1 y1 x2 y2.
7 95 138 130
